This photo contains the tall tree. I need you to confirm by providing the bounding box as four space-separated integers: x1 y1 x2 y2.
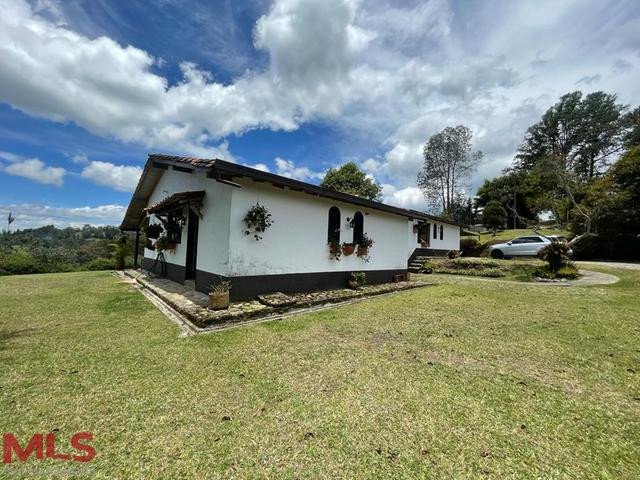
476 170 538 228
515 91 626 179
482 200 507 235
623 106 640 149
417 125 482 216
320 162 382 201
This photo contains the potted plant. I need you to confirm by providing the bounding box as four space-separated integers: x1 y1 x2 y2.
208 281 232 310
243 203 274 240
144 222 163 239
348 272 366 289
329 240 342 260
154 233 176 252
342 242 355 256
357 233 374 257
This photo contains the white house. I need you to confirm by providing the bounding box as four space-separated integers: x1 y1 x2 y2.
121 154 460 299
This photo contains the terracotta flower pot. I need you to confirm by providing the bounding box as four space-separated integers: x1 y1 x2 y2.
209 291 230 310
342 243 355 256
357 245 368 257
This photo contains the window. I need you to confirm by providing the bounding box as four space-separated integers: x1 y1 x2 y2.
433 224 438 239
511 237 526 244
327 206 341 243
166 210 183 244
440 224 443 240
417 223 430 245
352 211 364 244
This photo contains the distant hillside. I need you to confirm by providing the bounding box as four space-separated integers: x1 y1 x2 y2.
0 224 140 275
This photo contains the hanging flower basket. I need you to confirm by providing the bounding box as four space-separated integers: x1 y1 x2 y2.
342 243 355 256
328 240 342 260
357 245 368 257
243 203 274 241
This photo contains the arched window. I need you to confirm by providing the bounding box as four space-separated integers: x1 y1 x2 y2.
433 223 438 239
327 206 341 244
352 211 364 244
440 224 444 240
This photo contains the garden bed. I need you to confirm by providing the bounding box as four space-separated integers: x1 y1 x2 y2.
124 270 431 328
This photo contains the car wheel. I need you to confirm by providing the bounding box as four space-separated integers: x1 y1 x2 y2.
491 249 504 259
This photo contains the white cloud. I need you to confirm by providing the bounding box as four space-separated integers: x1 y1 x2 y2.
0 155 66 186
244 163 271 172
71 153 89 164
80 161 142 192
0 203 125 228
274 157 324 181
381 184 427 211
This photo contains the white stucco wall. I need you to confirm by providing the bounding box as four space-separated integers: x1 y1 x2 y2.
142 169 232 274
226 178 409 276
407 220 460 255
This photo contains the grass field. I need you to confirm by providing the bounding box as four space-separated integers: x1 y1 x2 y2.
1 269 639 478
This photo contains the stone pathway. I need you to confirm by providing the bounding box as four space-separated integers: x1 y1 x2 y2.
123 270 431 330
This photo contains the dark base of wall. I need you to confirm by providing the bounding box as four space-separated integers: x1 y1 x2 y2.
141 257 185 285
409 248 450 263
195 269 408 300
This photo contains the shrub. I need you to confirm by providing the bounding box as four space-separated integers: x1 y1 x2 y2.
421 261 435 274
432 266 505 277
556 263 579 279
447 250 460 259
538 242 570 272
459 238 480 256
353 272 366 285
85 258 115 271
570 234 604 260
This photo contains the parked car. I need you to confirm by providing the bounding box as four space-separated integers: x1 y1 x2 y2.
489 235 571 259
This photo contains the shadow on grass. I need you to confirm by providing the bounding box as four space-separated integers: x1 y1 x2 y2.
0 327 38 351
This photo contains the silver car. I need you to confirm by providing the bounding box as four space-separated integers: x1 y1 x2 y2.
489 235 552 259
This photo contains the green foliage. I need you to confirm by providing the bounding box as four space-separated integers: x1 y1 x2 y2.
421 261 435 273
516 91 626 179
570 234 605 260
111 237 130 271
476 171 538 227
352 271 366 286
209 280 232 294
459 238 480 256
320 162 382 201
447 250 459 259
534 263 579 280
328 239 342 261
538 242 570 272
482 200 507 234
433 266 506 278
85 258 116 271
144 223 163 239
243 203 274 240
0 224 139 276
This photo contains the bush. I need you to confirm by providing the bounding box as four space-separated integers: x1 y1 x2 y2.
570 234 605 260
538 242 570 272
85 258 115 271
459 238 480 256
421 261 435 274
0 251 40 275
432 266 505 277
534 263 579 279
447 250 460 259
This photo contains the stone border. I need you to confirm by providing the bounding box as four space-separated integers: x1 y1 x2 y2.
122 270 432 331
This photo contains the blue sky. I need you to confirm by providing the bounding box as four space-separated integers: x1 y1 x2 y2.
1 0 639 228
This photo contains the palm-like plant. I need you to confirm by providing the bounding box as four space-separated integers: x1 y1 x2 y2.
538 242 569 272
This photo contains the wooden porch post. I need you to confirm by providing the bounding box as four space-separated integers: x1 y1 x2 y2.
134 230 140 269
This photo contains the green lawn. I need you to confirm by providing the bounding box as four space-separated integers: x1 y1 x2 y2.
1 269 639 478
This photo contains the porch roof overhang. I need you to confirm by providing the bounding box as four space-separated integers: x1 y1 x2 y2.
145 190 205 215
120 153 464 231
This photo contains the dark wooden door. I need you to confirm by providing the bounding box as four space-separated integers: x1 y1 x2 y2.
185 209 199 280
